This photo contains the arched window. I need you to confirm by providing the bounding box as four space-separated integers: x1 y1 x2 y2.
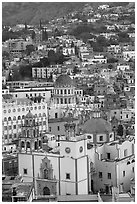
131 159 135 163
39 113 41 117
18 116 21 120
4 117 7 121
22 115 25 119
43 169 48 179
21 141 25 148
27 142 30 148
127 161 130 165
8 117 11 121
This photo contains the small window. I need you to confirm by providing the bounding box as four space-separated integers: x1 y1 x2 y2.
66 173 70 179
57 126 60 131
13 125 16 129
99 136 103 141
49 127 51 132
132 167 134 173
99 172 102 178
124 149 127 157
107 153 111 160
55 113 58 118
123 171 125 177
108 173 111 179
23 168 28 174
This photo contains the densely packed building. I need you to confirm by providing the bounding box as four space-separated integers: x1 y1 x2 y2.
2 2 135 202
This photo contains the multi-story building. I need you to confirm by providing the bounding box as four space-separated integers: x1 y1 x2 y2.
90 138 135 193
5 38 32 53
32 65 62 79
2 98 48 152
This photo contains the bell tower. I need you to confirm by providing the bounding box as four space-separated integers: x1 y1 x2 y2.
19 111 42 152
64 121 76 140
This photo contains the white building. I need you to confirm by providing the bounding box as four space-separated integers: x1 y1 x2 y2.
2 98 48 152
90 139 135 193
117 64 130 71
18 129 89 196
91 55 107 64
123 51 135 61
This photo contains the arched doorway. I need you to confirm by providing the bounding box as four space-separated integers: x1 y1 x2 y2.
43 187 50 195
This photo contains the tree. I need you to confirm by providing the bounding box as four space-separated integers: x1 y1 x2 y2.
48 50 57 64
25 44 35 55
107 58 118 63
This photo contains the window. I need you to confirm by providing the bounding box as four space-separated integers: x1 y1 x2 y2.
61 98 63 104
9 134 12 139
23 168 28 174
123 171 125 177
4 135 7 139
4 126 7 131
64 89 67 94
68 89 70 94
4 117 7 121
65 98 67 104
108 173 111 179
66 173 70 179
57 126 60 131
99 136 103 141
99 172 102 178
132 144 134 154
44 169 48 179
18 116 21 120
49 127 51 132
55 113 58 118
124 149 127 157
8 117 11 121
132 167 134 173
107 153 111 160
126 114 128 118
8 109 11 113
13 125 16 129
61 90 63 94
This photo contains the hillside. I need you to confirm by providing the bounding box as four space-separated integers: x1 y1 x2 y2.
2 2 131 26
2 2 85 25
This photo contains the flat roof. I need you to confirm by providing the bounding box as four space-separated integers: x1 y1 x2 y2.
48 117 78 123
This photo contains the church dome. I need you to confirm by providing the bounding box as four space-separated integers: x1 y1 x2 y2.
55 74 74 87
82 117 112 134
